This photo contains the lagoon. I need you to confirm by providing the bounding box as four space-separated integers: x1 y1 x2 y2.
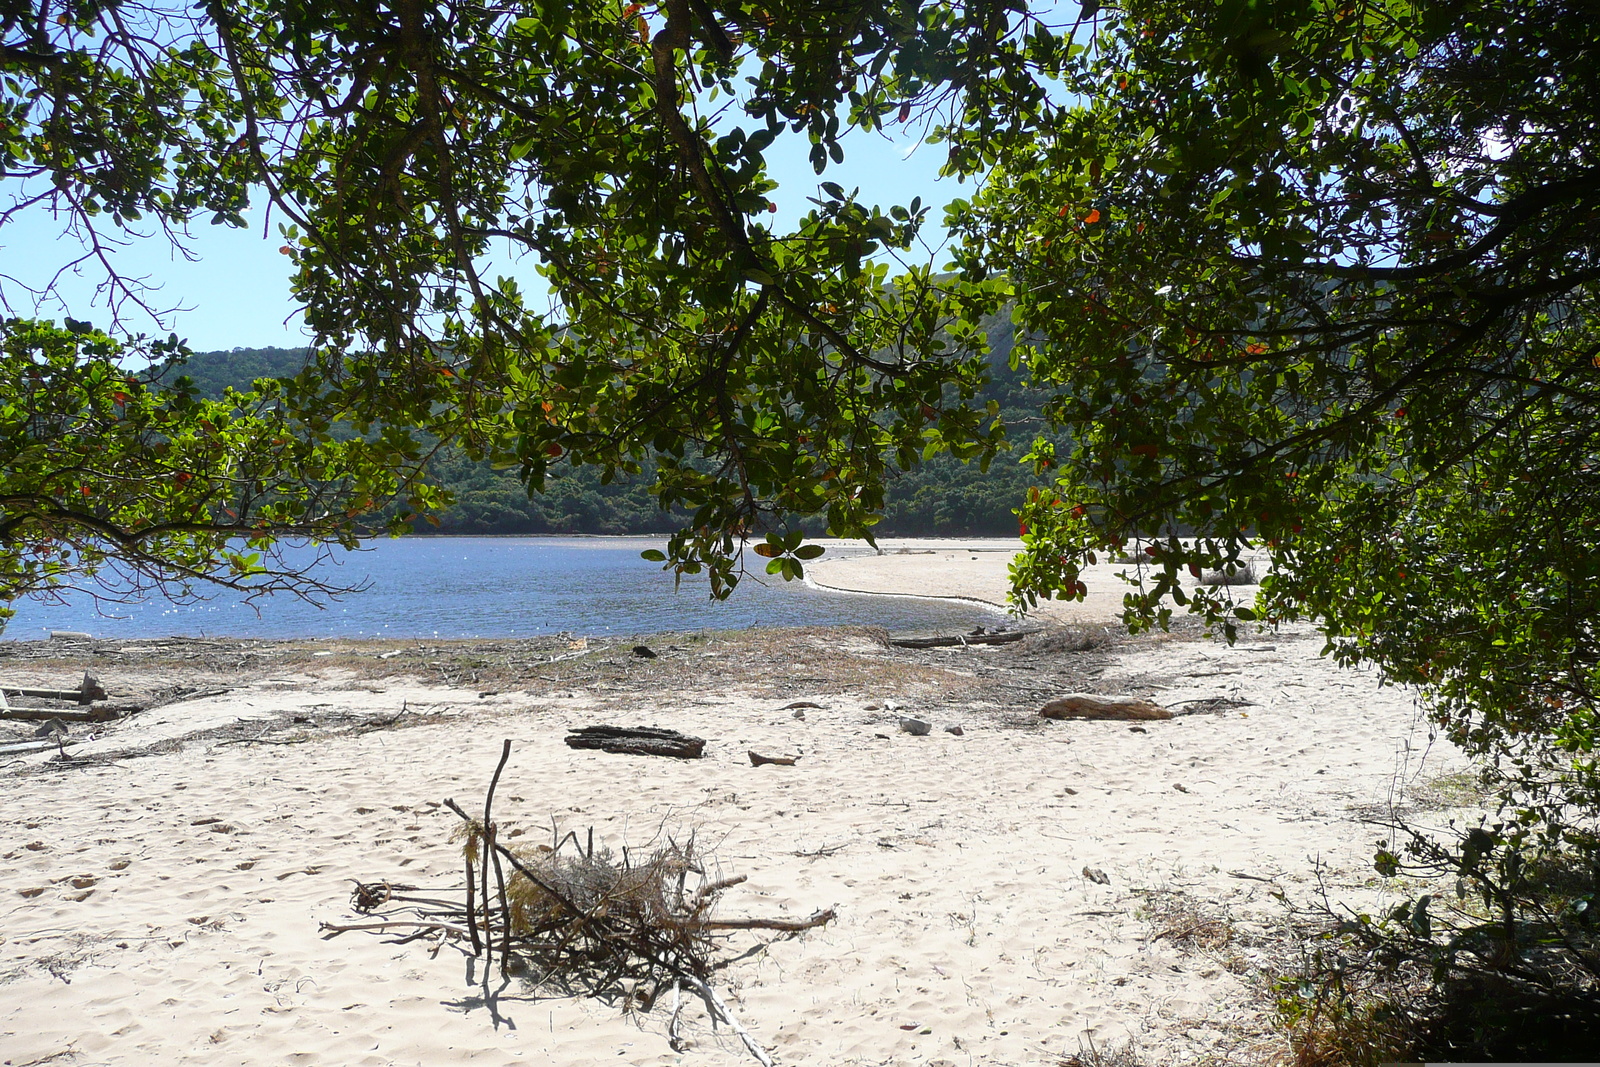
2 536 998 641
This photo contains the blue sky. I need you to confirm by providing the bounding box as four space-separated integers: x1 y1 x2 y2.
2 118 979 354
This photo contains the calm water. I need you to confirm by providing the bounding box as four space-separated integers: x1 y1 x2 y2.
1 537 997 640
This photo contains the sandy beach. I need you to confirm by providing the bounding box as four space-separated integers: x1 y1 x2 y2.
0 547 1466 1066
806 538 1265 626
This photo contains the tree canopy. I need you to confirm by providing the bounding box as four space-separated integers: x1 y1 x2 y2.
978 0 1600 851
3 0 1024 605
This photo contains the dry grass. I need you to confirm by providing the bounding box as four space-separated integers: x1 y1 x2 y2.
1023 625 1121 654
1059 1036 1154 1066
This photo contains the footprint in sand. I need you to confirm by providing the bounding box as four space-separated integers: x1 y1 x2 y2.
17 887 46 899
109 858 131 871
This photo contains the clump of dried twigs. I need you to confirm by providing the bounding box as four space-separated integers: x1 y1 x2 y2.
322 739 835 1065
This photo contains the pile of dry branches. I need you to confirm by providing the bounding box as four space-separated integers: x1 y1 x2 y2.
322 740 834 1064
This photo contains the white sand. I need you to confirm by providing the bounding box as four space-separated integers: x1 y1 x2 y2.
0 561 1465 1065
807 538 1258 625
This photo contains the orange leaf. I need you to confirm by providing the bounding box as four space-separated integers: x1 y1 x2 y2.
1083 209 1101 224
753 543 780 558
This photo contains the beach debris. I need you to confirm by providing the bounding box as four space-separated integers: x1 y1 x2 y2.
898 716 932 736
0 703 129 723
889 629 1038 649
0 720 80 757
564 725 705 759
1040 694 1172 721
1 671 108 705
1083 866 1112 886
325 741 834 1066
792 709 806 720
944 724 965 736
780 700 822 710
1173 695 1258 715
632 644 658 659
48 630 93 641
748 750 798 767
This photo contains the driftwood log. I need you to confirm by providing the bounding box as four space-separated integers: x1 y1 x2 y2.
0 738 78 756
1040 694 1173 721
0 704 131 723
889 629 1037 649
565 725 706 759
748 751 797 767
0 671 108 705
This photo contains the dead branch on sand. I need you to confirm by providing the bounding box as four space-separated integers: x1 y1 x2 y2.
323 739 834 1064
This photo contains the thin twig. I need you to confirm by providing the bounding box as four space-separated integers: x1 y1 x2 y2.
668 978 687 1052
680 974 776 1067
319 919 472 938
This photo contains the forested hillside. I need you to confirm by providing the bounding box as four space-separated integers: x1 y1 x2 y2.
175 316 1046 537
